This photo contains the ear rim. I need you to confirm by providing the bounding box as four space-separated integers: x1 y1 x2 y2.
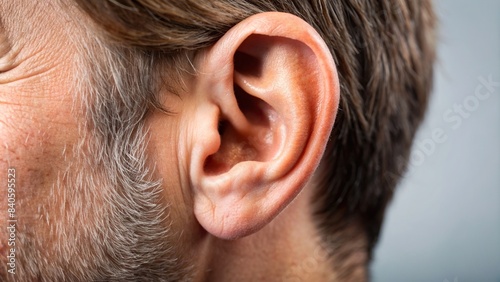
189 12 340 239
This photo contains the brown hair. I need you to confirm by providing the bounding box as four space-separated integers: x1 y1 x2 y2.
73 0 436 276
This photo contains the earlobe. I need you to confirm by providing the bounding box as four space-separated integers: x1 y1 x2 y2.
188 12 339 239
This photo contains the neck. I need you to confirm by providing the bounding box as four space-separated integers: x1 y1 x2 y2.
198 184 338 282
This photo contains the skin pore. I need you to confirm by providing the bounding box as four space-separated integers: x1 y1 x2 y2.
0 0 342 281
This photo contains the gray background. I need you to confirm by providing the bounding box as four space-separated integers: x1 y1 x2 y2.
371 0 500 281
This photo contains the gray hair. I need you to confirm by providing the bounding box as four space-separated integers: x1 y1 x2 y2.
11 3 193 280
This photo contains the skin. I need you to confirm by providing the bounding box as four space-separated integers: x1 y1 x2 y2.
0 0 81 260
0 1 195 279
0 0 341 281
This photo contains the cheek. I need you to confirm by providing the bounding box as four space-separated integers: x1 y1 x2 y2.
0 100 80 257
0 106 76 191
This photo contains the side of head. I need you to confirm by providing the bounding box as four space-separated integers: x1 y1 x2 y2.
73 0 436 276
75 0 437 251
0 0 436 280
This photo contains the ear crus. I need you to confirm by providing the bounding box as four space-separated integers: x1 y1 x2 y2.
188 12 339 239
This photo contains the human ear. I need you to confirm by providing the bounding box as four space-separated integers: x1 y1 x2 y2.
188 12 339 239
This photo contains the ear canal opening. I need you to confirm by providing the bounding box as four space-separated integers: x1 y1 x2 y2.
217 120 227 136
203 85 279 176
